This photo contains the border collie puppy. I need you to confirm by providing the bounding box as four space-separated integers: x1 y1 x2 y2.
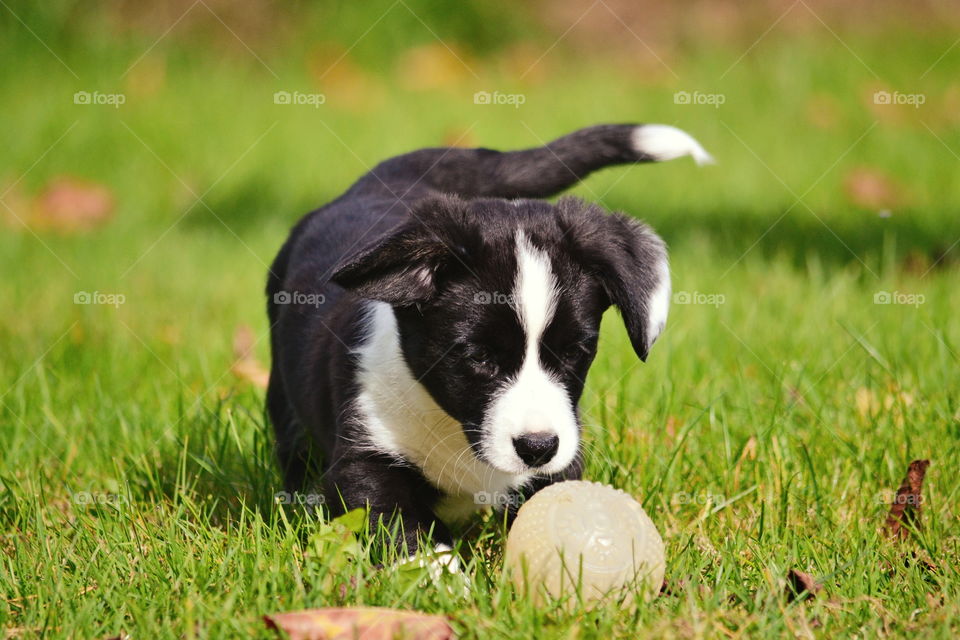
266 123 711 555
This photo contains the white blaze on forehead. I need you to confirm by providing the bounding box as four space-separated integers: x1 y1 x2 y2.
512 231 558 349
478 231 579 475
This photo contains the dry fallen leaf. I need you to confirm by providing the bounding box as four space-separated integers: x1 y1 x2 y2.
785 569 822 602
396 43 473 89
231 325 269 389
843 167 905 211
884 459 930 540
264 607 454 640
306 45 384 111
31 176 114 232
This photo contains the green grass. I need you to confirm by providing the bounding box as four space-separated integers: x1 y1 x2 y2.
1 5 959 638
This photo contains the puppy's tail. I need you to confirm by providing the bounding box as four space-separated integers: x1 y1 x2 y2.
367 124 713 200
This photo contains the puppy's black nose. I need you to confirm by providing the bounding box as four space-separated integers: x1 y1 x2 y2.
512 432 559 467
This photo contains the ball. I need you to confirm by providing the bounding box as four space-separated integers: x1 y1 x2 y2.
504 480 665 606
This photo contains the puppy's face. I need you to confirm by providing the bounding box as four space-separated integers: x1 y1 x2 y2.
334 196 670 476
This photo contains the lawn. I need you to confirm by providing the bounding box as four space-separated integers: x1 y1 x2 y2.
1 2 958 638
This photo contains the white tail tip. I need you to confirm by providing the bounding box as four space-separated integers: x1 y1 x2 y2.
632 124 715 166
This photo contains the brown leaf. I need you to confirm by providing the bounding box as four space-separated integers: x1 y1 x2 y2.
232 324 257 360
31 176 114 233
396 43 473 89
264 607 454 640
884 459 930 540
306 45 384 111
785 569 822 602
843 167 905 211
231 325 269 389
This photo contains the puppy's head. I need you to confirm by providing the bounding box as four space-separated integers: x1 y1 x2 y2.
332 195 669 475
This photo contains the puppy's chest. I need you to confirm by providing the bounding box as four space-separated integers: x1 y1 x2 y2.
355 385 527 511
353 303 529 517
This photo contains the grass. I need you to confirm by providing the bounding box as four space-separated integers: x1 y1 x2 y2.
1 5 959 638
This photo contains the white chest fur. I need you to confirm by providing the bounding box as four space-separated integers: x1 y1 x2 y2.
352 302 530 519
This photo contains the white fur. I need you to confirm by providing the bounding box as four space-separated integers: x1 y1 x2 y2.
403 544 472 596
479 232 579 475
631 124 715 166
646 257 671 350
353 302 529 517
406 543 460 576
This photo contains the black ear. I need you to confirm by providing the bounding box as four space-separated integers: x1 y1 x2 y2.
331 196 468 306
557 197 671 361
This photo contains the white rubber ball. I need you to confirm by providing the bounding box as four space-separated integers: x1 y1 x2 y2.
504 480 665 606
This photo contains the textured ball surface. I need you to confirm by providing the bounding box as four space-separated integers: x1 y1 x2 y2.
504 480 665 605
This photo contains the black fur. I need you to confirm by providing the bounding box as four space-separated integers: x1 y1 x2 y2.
266 124 675 554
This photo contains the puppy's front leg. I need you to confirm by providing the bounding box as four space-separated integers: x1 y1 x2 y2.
325 454 452 556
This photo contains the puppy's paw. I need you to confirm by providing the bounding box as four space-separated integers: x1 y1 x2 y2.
401 544 472 596
406 543 461 578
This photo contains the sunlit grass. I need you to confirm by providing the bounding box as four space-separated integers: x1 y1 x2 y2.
1 14 958 639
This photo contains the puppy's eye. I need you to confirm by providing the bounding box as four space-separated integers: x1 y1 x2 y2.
466 349 499 377
562 344 588 363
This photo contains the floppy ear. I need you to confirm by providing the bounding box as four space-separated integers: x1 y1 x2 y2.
331 195 468 306
557 197 671 361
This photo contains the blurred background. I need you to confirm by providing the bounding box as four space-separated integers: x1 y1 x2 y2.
3 0 958 253
2 0 959 481
2 3 959 635
2 0 958 456
0 0 958 478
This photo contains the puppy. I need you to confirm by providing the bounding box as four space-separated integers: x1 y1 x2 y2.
266 123 711 555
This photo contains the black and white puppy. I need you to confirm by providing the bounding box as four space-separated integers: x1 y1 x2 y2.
266 123 711 555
